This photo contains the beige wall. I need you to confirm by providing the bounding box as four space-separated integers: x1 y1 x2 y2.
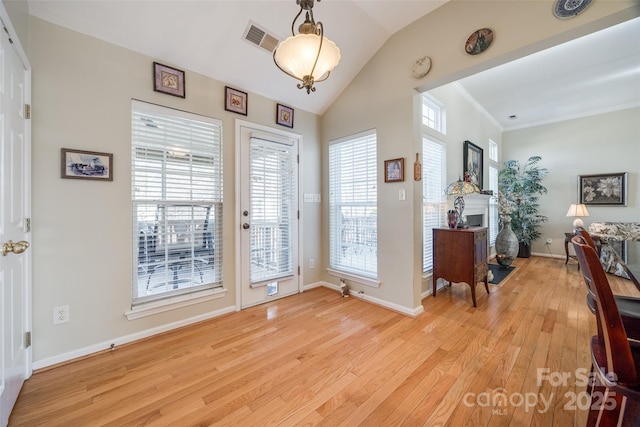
29 16 323 365
321 1 639 312
503 108 640 256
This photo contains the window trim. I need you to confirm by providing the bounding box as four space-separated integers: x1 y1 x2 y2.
130 100 224 312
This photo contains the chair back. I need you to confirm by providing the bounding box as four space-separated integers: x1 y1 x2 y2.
572 236 638 386
574 226 597 251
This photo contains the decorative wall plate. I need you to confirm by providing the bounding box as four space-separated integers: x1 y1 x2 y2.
412 56 432 79
465 28 494 55
553 0 592 19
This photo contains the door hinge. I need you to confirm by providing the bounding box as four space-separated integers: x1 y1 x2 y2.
25 332 32 348
3 26 13 44
297 210 300 219
24 218 31 233
24 104 31 119
297 154 300 164
298 266 300 275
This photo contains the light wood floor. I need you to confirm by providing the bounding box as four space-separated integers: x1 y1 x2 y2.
9 256 640 426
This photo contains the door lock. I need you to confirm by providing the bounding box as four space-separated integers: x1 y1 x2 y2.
2 240 30 256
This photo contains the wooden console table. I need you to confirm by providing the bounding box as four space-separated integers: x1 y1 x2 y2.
432 227 489 307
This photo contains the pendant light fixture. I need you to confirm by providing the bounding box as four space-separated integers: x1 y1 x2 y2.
273 0 341 94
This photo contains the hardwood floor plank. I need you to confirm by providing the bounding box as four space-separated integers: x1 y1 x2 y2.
9 257 640 427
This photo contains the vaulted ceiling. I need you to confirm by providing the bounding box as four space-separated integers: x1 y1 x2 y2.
27 1 640 130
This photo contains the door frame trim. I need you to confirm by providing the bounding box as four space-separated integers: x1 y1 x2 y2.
234 120 303 311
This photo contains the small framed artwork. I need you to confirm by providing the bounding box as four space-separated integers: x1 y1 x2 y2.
61 148 113 181
579 172 627 206
153 62 185 98
384 158 404 183
463 140 483 189
225 86 248 116
276 103 294 128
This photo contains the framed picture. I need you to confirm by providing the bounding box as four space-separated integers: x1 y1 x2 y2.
463 140 483 189
579 172 627 206
153 62 185 98
61 148 113 181
225 86 248 116
384 158 404 183
276 103 294 128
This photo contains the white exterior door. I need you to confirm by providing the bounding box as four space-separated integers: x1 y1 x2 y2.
239 125 299 308
0 14 31 427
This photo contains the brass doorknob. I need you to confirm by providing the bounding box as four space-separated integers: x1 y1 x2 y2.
2 240 30 256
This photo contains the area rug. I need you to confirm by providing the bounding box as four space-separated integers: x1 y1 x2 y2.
489 263 515 286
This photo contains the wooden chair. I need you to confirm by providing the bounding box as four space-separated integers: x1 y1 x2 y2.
572 237 640 426
573 230 640 341
574 226 601 255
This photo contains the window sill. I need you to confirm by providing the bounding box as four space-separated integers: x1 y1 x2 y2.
327 268 380 288
125 288 228 320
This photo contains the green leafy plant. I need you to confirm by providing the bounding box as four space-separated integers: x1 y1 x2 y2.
498 156 548 246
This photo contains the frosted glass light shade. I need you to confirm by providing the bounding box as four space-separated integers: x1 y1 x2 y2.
274 33 341 81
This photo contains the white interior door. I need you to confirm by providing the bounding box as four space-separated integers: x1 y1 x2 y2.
0 15 31 427
239 126 299 308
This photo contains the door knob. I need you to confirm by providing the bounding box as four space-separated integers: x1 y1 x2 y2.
2 240 30 256
242 223 250 230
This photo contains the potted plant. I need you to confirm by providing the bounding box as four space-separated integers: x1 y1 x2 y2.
498 156 548 257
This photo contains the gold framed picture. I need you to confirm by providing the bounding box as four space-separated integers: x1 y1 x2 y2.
384 158 404 183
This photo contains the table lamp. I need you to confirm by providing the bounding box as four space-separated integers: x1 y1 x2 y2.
445 178 480 227
566 203 589 230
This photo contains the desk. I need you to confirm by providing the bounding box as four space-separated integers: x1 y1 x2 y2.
610 240 640 291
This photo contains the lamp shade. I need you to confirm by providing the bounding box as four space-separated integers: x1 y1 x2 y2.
566 203 590 217
274 33 340 81
566 203 589 229
445 179 480 197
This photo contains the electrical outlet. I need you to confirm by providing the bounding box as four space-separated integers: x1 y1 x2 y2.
546 238 553 245
53 305 70 325
309 259 315 269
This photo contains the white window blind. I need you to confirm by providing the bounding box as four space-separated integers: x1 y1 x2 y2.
422 137 447 273
329 130 377 279
489 165 499 246
249 137 294 286
131 100 223 306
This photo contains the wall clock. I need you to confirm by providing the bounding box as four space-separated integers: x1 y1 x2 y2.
553 0 592 19
465 28 494 55
412 56 432 79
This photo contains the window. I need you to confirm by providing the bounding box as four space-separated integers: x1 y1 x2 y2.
328 130 377 282
422 137 447 273
131 100 223 307
489 139 498 162
488 139 499 246
422 94 446 133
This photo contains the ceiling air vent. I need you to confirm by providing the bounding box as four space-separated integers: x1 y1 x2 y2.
243 21 280 53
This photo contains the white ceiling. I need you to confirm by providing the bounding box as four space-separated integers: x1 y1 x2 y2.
27 1 640 128
455 16 640 131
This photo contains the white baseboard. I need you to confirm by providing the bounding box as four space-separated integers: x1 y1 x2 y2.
311 281 423 317
33 305 236 370
531 252 564 259
36 280 431 370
